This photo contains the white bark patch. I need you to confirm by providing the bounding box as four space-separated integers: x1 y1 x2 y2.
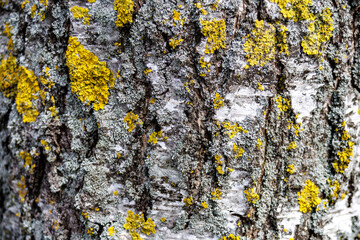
277 207 302 240
289 83 319 121
215 86 270 122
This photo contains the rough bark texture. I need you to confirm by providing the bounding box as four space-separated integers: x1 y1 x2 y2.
1 0 360 239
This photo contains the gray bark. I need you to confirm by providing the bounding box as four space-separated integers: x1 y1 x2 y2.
1 0 360 239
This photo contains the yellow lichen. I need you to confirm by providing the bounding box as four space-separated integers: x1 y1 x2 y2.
20 151 35 174
0 55 40 122
286 164 294 174
257 83 264 91
269 0 315 22
243 20 276 67
16 64 40 123
65 37 115 111
169 37 184 49
301 8 333 55
108 226 116 236
333 129 353 173
114 0 134 27
286 141 296 150
256 138 262 150
183 196 193 206
277 24 289 55
221 121 247 139
233 143 244 159
213 93 224 109
40 139 50 151
160 217 166 222
30 4 37 18
200 18 226 54
70 6 91 25
201 201 208 208
276 95 291 112
214 154 224 174
244 188 259 204
148 131 167 144
17 175 27 202
3 22 13 51
327 179 340 202
0 56 19 99
123 210 156 240
211 188 222 200
297 179 321 213
220 233 241 240
87 227 94 235
123 111 142 132
144 69 152 75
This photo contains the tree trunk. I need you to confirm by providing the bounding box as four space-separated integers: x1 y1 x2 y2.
1 0 360 239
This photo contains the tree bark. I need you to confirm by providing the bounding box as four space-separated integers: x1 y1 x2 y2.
1 0 360 239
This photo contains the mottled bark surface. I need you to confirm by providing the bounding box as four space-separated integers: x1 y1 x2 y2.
1 0 360 239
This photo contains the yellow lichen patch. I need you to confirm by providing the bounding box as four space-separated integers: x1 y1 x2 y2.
200 56 211 68
327 179 340 202
0 56 40 122
148 130 168 144
301 8 333 55
65 37 115 111
41 139 50 151
276 95 291 112
17 175 27 202
256 138 262 150
88 0 95 2
244 188 259 204
108 226 116 236
201 201 208 208
220 233 241 240
257 83 264 91
30 4 37 18
333 129 353 173
70 6 91 25
160 217 166 222
211 0 220 11
48 96 58 119
0 56 19 99
114 0 134 27
277 24 289 55
16 63 40 123
183 196 193 206
200 18 226 54
243 20 276 67
123 111 142 132
286 164 295 174
52 220 60 230
269 0 315 22
221 121 247 139
123 210 156 240
87 227 94 235
21 0 29 8
20 151 35 174
233 143 244 159
213 93 224 109
288 120 303 136
297 179 321 213
214 154 224 174
144 69 152 75
286 141 296 150
172 9 181 22
211 188 222 200
169 37 184 49
3 22 13 51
